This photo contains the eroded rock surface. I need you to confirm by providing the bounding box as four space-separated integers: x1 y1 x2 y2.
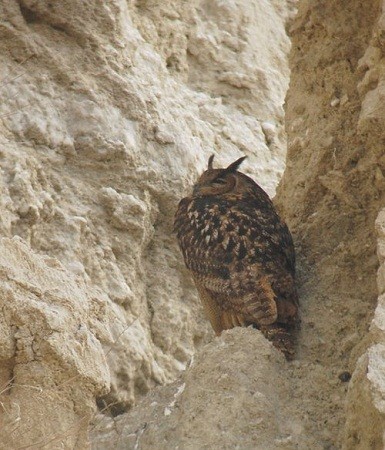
92 329 304 450
277 0 385 448
0 0 291 447
94 0 385 449
0 237 110 448
4 0 385 448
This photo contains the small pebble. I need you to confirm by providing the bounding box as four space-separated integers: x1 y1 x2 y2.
338 371 351 382
331 97 340 107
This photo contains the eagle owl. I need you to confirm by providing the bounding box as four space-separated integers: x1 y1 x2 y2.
174 155 299 359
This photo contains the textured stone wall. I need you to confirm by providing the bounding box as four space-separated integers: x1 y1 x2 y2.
5 0 385 448
277 0 385 448
93 0 385 449
0 1 291 447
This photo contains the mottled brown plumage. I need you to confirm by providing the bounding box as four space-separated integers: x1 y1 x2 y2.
174 155 299 359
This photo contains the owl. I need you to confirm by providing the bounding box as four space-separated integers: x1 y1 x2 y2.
174 155 299 359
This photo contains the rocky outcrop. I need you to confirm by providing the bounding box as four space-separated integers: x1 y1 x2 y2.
342 209 385 449
277 0 385 448
4 0 385 448
0 238 110 448
0 0 291 447
92 329 305 450
93 0 385 448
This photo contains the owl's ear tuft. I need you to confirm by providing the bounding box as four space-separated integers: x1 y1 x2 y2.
208 154 215 170
225 156 247 173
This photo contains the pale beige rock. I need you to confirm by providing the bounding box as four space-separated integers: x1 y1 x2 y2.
276 0 385 448
0 0 291 447
0 237 110 449
92 329 307 450
5 0 385 448
342 353 384 450
342 209 385 449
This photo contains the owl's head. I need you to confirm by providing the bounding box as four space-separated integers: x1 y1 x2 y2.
192 155 247 197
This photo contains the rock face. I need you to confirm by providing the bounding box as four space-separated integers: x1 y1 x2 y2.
277 0 385 448
0 0 291 448
92 329 305 450
93 0 385 448
0 238 110 448
3 0 385 448
342 209 385 450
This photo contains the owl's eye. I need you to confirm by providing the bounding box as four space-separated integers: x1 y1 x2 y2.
213 178 227 185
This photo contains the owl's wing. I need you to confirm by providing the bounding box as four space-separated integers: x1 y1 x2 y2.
236 197 299 324
175 196 298 327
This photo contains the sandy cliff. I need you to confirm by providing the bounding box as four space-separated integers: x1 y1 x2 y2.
2 0 385 449
0 0 290 448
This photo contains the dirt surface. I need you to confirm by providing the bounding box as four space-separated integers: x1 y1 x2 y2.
277 0 385 447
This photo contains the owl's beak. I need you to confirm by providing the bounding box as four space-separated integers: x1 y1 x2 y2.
193 185 199 195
